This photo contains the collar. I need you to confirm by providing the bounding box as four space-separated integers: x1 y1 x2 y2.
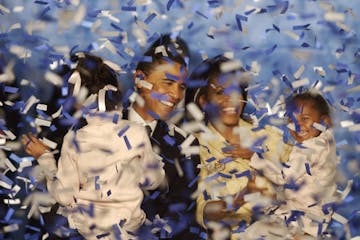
128 107 157 133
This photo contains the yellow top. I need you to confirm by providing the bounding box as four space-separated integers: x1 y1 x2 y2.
195 118 291 229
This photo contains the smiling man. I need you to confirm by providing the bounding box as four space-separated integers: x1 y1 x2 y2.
122 34 201 239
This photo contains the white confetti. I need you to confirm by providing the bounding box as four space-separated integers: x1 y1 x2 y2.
36 104 48 111
3 224 19 233
291 78 309 88
51 106 63 119
324 12 345 22
44 71 63 86
0 4 10 14
12 6 24 13
220 59 242 73
41 138 58 150
313 66 326 77
98 89 106 112
293 65 305 79
186 102 204 121
35 118 52 127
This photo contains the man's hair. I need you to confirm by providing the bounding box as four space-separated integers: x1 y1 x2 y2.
69 52 122 111
135 33 188 76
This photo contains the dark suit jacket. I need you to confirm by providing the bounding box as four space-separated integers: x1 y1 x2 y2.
123 109 202 239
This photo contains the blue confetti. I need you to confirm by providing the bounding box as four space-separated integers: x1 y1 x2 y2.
205 173 220 182
235 14 248 32
305 163 312 176
187 22 194 29
112 113 119 124
218 172 232 179
117 124 130 137
4 86 18 93
244 8 256 15
169 203 186 212
187 176 199 188
121 6 136 11
9 153 23 163
195 10 208 19
219 157 232 164
150 191 161 200
293 24 311 30
167 0 175 11
165 73 180 81
40 6 51 17
285 210 305 225
150 92 168 102
205 156 216 163
265 44 277 55
95 176 100 190
235 170 251 179
4 208 15 222
144 13 157 25
34 0 48 5
123 135 132 150
146 110 160 120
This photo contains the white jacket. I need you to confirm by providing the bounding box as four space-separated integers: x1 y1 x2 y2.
38 111 165 239
250 129 338 237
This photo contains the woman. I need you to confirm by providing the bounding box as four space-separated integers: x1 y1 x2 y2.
185 55 291 239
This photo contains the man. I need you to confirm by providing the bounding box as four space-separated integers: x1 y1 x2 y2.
122 34 201 239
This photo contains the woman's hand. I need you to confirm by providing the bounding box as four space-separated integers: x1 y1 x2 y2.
21 133 49 159
224 144 254 159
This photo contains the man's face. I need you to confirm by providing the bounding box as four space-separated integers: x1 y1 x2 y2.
136 62 186 121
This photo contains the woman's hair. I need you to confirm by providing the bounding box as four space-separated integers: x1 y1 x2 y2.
69 52 122 111
285 90 331 120
135 33 188 76
186 55 249 109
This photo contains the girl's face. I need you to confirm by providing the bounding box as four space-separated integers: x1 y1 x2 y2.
201 75 245 127
288 99 324 143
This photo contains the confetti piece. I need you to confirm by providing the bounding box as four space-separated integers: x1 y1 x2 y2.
0 4 10 14
121 6 136 11
3 224 19 233
123 135 132 150
291 78 309 88
235 14 247 32
220 59 242 73
35 118 52 127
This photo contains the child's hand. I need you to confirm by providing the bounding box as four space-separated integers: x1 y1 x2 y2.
224 144 254 159
248 176 275 199
204 200 230 221
21 133 49 159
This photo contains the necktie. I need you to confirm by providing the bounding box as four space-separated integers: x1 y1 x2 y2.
145 125 152 136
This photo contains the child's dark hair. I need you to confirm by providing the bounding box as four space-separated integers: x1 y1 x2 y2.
286 91 331 118
136 33 188 76
186 55 249 108
70 52 122 111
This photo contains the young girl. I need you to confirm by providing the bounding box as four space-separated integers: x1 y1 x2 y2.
248 90 338 239
21 53 165 239
186 55 290 240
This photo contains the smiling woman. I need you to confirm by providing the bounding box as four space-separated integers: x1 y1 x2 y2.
185 55 291 240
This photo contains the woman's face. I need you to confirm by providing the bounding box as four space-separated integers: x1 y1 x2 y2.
203 75 245 127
